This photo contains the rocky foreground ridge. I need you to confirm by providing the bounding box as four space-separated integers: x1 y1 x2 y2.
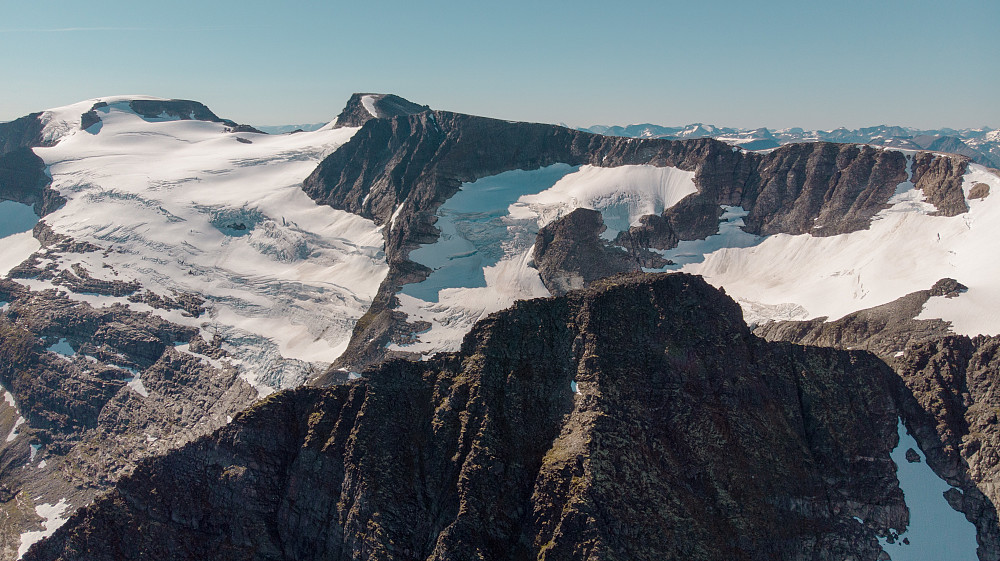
23 272 975 561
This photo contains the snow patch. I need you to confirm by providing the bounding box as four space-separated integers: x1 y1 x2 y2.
17 498 70 559
6 415 25 442
509 164 697 238
126 374 149 397
361 95 379 118
685 161 1000 331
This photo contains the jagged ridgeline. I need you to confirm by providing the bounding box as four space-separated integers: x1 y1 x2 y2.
20 273 936 561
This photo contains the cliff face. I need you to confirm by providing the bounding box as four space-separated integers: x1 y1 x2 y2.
302 103 965 371
0 113 63 216
25 273 948 561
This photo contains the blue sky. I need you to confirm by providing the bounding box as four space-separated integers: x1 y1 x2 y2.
2 0 997 129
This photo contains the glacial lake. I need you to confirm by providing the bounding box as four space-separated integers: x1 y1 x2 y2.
0 200 39 238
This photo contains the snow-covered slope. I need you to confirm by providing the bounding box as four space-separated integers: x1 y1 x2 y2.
682 161 1000 334
17 96 387 392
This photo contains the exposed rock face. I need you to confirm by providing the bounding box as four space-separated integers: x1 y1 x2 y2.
0 114 47 153
125 99 265 134
741 143 909 236
911 151 970 216
0 114 64 216
533 208 640 294
333 93 431 128
128 99 222 123
23 273 952 561
615 213 679 251
302 99 968 371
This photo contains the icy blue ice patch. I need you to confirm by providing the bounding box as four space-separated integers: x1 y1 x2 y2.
0 200 39 239
402 164 578 302
877 419 978 560
46 338 75 357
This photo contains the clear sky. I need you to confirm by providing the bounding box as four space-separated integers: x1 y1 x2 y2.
2 0 997 130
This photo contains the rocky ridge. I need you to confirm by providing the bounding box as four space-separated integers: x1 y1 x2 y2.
22 273 956 561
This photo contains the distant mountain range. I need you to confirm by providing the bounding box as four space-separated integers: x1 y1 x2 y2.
254 122 327 134
579 122 1000 168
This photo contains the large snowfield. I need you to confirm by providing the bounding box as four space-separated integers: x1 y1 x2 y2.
6 97 388 391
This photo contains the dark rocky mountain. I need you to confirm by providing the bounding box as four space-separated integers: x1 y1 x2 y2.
25 273 981 561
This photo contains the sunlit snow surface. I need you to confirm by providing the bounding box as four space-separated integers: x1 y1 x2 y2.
685 159 1000 332
22 96 388 392
873 419 978 561
392 164 698 356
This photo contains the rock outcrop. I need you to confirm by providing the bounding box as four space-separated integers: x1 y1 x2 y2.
126 99 265 133
0 114 64 216
333 93 431 128
533 208 640 294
